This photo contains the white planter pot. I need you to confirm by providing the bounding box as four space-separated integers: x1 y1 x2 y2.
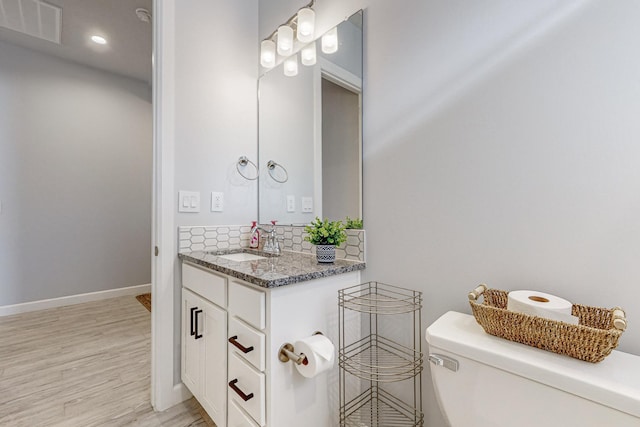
315 245 336 263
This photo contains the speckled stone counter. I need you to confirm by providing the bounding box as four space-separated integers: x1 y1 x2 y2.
178 249 365 288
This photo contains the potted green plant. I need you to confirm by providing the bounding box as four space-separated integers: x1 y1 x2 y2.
304 217 347 263
344 217 363 229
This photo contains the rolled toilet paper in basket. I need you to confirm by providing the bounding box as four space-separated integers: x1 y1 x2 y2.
294 334 335 378
507 290 579 325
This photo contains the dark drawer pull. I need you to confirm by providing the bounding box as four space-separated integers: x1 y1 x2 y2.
228 336 254 354
190 307 197 336
194 309 203 339
228 379 254 402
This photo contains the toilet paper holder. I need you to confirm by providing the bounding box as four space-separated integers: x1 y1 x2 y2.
278 331 323 365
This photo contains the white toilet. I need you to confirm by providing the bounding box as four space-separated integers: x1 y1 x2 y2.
425 311 640 427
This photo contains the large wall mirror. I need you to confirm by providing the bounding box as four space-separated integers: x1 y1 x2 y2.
258 10 363 225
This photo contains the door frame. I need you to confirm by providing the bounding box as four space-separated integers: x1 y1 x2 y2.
312 58 363 220
151 0 190 411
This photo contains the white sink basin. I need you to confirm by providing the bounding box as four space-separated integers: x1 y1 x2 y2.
218 252 267 262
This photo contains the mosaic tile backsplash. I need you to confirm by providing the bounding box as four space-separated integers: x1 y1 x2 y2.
178 225 252 252
179 224 365 262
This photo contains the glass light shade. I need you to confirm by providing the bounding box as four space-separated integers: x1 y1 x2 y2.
91 35 107 45
260 40 276 68
321 27 338 54
296 8 315 43
284 55 298 77
277 25 294 56
301 42 316 66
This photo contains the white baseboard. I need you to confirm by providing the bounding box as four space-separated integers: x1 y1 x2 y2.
152 382 193 412
174 382 193 402
0 283 151 317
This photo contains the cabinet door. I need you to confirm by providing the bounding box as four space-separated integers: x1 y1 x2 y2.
200 297 227 427
182 289 203 395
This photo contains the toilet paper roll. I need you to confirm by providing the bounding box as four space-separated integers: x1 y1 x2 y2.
507 290 579 325
294 334 335 378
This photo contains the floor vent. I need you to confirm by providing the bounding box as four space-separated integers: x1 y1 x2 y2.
0 0 62 44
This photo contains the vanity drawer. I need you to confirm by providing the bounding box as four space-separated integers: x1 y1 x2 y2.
229 316 265 372
228 399 260 427
228 353 266 427
182 263 227 308
228 281 266 330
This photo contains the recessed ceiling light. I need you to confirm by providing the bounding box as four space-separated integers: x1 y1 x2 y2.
91 35 107 45
135 8 152 23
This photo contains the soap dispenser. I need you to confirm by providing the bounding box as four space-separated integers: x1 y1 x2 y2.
250 221 260 248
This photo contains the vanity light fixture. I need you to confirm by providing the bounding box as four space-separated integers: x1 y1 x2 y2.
91 35 107 45
260 1 316 71
301 42 316 66
321 27 338 54
284 54 298 77
261 39 276 68
277 25 294 56
296 7 315 43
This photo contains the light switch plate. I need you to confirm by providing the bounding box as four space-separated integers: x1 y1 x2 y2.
179 191 200 213
211 192 224 212
286 195 296 212
302 197 313 213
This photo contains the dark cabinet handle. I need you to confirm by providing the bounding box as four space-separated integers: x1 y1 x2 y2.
228 336 254 354
228 379 254 401
194 309 203 339
190 307 197 336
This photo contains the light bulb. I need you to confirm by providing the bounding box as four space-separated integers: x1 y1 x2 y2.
321 27 338 54
284 55 298 77
277 25 294 56
260 40 276 68
296 8 315 43
91 35 107 45
301 42 316 66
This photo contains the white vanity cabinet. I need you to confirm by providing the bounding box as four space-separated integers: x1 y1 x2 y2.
181 264 228 427
227 279 267 426
181 260 362 427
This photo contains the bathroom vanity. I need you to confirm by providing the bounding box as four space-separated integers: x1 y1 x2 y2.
178 249 365 427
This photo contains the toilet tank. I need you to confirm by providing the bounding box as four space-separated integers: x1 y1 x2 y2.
425 311 640 427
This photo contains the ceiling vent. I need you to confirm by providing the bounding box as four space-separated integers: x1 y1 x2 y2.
0 0 62 44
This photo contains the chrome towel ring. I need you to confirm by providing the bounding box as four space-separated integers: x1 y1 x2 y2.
237 156 259 180
267 160 289 183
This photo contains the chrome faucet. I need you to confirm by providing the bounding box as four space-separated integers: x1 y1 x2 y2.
250 223 281 255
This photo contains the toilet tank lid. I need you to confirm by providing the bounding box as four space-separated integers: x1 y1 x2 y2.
426 311 640 419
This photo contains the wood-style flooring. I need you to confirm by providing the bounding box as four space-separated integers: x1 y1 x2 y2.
0 295 213 426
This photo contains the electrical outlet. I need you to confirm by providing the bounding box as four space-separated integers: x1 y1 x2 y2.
286 195 296 212
211 192 224 212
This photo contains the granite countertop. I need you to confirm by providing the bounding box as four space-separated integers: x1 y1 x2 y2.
178 249 366 289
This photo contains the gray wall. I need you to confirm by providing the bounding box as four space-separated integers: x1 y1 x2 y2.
171 0 258 384
174 0 258 228
360 0 640 351
0 40 152 306
322 79 360 220
260 1 640 425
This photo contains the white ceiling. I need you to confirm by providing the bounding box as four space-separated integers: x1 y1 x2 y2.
0 0 152 83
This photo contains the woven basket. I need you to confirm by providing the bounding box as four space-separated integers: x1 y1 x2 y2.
468 284 627 363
